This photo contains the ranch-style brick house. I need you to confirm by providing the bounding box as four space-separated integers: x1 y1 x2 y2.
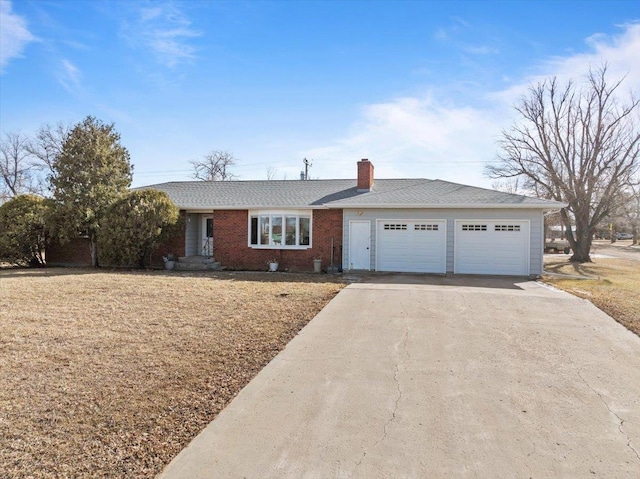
148 158 565 276
47 159 565 276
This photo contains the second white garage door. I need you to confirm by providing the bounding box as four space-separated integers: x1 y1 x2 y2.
377 220 446 273
454 220 530 275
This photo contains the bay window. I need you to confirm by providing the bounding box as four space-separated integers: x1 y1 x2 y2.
249 211 312 248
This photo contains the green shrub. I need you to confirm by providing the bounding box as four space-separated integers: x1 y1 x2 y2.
98 190 180 268
0 195 48 266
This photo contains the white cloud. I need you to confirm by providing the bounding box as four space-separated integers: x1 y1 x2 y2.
557 22 640 88
57 58 82 92
123 2 201 68
303 95 501 187
303 23 640 188
0 0 36 73
494 22 640 106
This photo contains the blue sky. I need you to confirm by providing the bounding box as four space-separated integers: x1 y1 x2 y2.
1 0 639 188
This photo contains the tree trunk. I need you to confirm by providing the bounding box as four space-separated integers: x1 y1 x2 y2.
561 207 593 263
570 238 592 262
572 218 593 262
90 233 98 268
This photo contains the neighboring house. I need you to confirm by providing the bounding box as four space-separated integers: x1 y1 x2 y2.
130 159 563 277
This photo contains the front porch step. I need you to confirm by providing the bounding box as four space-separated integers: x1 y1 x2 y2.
178 256 217 264
175 256 222 271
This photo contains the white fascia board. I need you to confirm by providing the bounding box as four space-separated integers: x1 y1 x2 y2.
325 203 567 210
183 205 322 211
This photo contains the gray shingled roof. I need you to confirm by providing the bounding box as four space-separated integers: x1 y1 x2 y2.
137 179 565 210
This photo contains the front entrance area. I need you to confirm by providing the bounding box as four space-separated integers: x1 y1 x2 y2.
349 221 371 270
202 216 213 257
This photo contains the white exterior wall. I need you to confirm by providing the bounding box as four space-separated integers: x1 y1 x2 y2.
342 208 544 276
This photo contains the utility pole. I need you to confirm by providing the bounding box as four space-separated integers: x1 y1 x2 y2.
302 157 312 180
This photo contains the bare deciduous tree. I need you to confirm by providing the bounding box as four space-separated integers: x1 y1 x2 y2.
1 123 70 202
266 166 277 180
490 178 522 195
615 184 640 244
487 66 640 262
630 186 640 245
190 150 237 181
0 131 38 201
27 122 70 177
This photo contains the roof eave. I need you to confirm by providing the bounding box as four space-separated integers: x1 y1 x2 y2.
177 202 567 211
326 203 567 209
179 205 325 211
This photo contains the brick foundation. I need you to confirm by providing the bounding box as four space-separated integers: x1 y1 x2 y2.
213 209 343 272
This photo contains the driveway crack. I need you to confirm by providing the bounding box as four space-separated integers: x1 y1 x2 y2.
578 369 640 462
354 320 409 469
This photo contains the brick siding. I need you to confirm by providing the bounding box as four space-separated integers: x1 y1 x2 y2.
150 211 187 268
46 211 187 268
213 209 343 272
46 237 92 266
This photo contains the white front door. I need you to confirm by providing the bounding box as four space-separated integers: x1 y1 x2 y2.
202 216 213 257
349 221 371 270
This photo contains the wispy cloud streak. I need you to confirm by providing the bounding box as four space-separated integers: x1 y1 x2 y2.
122 2 201 68
0 0 36 73
56 58 82 92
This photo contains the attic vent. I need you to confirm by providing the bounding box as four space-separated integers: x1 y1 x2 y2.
384 224 407 230
495 224 521 232
415 224 439 231
462 224 487 231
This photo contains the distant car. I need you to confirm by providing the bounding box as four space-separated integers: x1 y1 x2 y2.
616 232 633 240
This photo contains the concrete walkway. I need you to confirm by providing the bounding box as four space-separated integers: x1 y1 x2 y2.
158 276 640 478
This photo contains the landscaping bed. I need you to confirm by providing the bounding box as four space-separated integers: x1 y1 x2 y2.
0 269 345 478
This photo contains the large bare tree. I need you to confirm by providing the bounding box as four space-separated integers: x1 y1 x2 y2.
0 124 70 202
190 150 237 181
487 66 640 262
0 131 38 201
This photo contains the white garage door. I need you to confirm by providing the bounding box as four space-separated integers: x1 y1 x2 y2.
377 220 446 273
455 220 529 275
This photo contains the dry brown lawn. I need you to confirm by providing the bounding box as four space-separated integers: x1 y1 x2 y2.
0 268 345 478
543 257 640 336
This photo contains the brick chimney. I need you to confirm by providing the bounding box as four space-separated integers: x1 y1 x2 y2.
357 158 374 191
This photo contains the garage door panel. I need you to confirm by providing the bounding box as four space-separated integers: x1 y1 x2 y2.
377 220 446 273
455 220 529 276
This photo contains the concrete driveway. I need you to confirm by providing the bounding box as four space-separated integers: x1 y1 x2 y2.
158 275 640 478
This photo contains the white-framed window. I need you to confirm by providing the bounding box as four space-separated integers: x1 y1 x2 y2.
415 224 439 231
384 224 407 230
249 211 311 249
462 224 487 231
495 224 521 232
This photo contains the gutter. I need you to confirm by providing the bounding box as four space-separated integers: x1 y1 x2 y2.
179 203 568 212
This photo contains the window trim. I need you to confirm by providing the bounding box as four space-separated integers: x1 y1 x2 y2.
248 210 313 250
